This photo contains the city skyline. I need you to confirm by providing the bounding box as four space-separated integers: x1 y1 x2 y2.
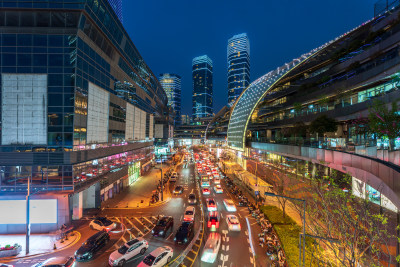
123 0 377 115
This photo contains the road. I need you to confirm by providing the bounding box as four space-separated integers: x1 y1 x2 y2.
6 156 268 267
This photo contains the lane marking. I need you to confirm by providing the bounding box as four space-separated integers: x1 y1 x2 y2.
126 217 144 236
134 217 151 231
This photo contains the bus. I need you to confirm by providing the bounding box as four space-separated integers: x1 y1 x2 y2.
201 175 210 187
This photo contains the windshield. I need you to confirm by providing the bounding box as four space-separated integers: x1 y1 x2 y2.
143 255 156 266
189 195 195 199
118 245 129 254
157 219 167 226
185 211 193 215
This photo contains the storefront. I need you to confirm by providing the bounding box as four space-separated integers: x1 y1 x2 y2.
128 161 141 185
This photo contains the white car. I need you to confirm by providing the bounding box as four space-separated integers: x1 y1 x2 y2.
201 232 221 263
31 257 74 267
214 178 221 184
206 198 217 212
223 199 237 212
138 246 173 267
109 238 149 266
89 217 116 231
214 185 223 194
226 215 241 231
183 206 195 222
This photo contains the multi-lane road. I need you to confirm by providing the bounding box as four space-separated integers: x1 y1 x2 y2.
6 155 268 267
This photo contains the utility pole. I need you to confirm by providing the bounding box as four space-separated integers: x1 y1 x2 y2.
26 176 31 255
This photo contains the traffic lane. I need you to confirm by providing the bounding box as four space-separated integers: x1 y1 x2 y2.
8 221 126 267
199 181 254 267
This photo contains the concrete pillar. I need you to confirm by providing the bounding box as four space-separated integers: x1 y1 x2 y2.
83 183 98 209
72 191 83 220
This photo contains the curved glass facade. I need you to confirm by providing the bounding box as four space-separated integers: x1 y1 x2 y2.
227 49 326 151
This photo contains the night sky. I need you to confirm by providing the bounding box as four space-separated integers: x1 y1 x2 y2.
123 0 377 116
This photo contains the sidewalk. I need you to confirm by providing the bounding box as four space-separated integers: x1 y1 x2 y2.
0 231 80 260
223 160 303 226
101 164 171 209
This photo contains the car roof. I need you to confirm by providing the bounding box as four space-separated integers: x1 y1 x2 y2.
185 206 195 211
126 237 144 246
150 246 172 256
40 256 71 265
88 230 107 240
204 233 221 248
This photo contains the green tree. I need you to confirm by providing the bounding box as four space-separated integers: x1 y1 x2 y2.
309 115 338 137
368 99 400 149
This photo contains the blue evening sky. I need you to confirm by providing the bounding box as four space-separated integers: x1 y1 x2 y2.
123 0 377 116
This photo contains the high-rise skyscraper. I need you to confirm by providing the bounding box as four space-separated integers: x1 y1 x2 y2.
108 0 123 23
192 55 213 119
227 33 250 106
159 73 182 125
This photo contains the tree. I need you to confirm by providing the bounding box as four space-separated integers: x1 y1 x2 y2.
292 172 396 266
270 170 297 219
368 99 400 149
309 115 338 137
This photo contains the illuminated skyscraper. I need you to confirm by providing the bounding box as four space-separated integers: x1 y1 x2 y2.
159 73 182 125
192 55 213 119
108 0 123 23
227 33 250 106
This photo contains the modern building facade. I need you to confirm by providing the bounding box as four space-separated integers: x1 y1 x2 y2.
219 6 400 220
159 73 182 125
181 114 190 125
107 0 123 23
192 55 213 119
0 0 169 233
227 33 250 106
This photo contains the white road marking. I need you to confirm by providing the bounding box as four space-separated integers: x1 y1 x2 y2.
143 216 153 225
222 244 225 251
226 237 229 242
238 213 242 218
134 217 151 231
126 218 144 236
245 230 248 236
226 245 229 251
247 238 250 243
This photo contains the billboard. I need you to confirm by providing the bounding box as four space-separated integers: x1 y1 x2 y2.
0 199 57 224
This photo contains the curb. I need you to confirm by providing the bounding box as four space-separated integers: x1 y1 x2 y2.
1 231 81 262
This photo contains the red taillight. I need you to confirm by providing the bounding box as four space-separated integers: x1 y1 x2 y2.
208 221 211 227
216 222 219 228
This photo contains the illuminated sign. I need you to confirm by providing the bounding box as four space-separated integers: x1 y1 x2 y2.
0 199 57 224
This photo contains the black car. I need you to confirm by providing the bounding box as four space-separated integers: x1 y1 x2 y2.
174 221 194 244
152 216 174 237
74 230 110 261
173 185 184 195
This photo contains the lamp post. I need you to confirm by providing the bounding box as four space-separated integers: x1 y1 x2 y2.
155 155 164 201
265 192 306 267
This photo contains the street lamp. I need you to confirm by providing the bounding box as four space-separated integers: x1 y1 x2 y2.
264 191 306 267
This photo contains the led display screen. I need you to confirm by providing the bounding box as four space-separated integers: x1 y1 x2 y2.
0 199 57 224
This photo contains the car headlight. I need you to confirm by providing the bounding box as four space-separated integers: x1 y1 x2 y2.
114 260 119 264
184 238 188 242
159 231 164 235
174 237 176 241
83 252 90 257
152 230 154 233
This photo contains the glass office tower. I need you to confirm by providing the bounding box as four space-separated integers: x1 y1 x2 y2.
108 0 123 23
227 33 250 106
192 55 213 119
159 73 182 125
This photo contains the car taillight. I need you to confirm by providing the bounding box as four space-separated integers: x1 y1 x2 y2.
208 221 211 227
216 222 219 228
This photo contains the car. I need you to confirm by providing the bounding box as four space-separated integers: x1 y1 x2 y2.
152 216 174 237
109 238 149 266
170 172 177 182
0 264 14 267
31 257 75 267
223 199 237 212
206 198 217 212
138 246 173 267
174 221 194 244
89 217 116 232
214 178 221 184
183 206 195 221
226 215 241 231
173 185 184 195
207 211 220 231
214 185 223 194
75 230 110 261
201 232 221 263
188 193 197 204
202 187 210 195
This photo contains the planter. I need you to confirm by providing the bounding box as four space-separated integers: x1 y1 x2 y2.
0 246 22 257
